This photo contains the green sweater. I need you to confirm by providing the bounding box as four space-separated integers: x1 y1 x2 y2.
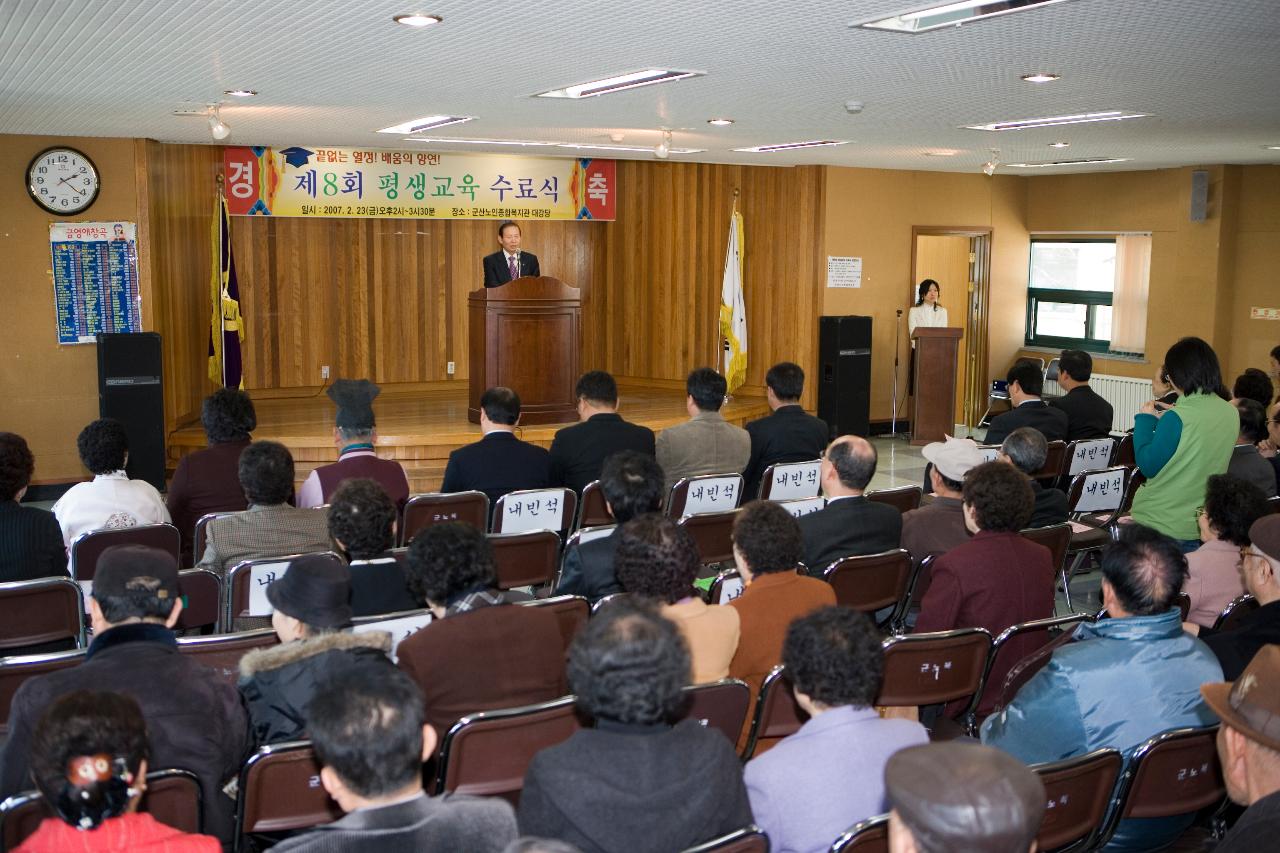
1131 392 1237 540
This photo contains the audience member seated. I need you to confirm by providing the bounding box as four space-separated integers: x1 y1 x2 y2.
0 432 66 582
1231 366 1274 409
396 523 565 739
796 435 901 573
327 478 417 616
1049 348 1115 440
270 668 517 853
744 607 927 853
1263 402 1280 493
518 598 752 852
197 441 331 575
1194 514 1280 680
901 435 983 564
166 388 254 565
1229 399 1277 497
915 460 1054 716
655 367 750 494
728 500 835 748
1183 474 1270 629
998 427 1068 528
297 379 410 511
0 546 247 839
14 690 220 853
1132 337 1238 548
53 418 170 548
983 358 1068 445
549 370 656 495
885 742 1045 853
441 386 552 512
982 524 1222 851
741 361 831 499
1201 645 1280 852
614 513 740 683
238 554 393 746
557 450 663 602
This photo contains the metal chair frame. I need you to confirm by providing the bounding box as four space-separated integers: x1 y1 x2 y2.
829 813 890 853
434 695 581 795
0 576 86 650
681 824 770 852
966 613 1090 728
1211 593 1258 633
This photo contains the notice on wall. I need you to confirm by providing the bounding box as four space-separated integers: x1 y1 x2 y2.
50 222 142 345
827 256 862 288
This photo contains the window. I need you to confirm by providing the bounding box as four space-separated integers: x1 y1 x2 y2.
1025 236 1149 355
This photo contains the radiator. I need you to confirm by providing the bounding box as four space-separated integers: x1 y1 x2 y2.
1044 373 1152 432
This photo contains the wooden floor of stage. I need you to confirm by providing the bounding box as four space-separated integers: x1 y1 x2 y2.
169 383 771 494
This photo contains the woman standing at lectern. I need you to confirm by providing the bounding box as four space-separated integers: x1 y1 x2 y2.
908 279 948 394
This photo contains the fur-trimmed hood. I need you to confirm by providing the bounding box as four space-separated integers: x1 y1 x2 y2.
239 629 392 678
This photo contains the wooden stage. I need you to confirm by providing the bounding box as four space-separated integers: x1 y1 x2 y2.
169 382 770 494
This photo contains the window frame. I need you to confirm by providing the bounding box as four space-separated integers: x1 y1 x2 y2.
1024 237 1116 355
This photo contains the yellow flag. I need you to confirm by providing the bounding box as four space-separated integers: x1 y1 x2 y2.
719 210 747 393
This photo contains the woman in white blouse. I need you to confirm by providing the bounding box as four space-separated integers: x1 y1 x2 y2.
908 279 948 340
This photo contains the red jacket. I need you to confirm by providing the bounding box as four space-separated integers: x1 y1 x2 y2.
16 813 219 852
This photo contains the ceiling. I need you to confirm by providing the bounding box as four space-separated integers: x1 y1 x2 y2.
1 0 1278 174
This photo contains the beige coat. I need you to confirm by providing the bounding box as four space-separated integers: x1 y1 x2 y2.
656 411 751 493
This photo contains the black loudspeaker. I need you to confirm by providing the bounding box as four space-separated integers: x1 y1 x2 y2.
97 332 166 492
1190 170 1208 222
817 315 872 437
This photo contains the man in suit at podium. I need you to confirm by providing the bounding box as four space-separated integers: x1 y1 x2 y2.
441 387 551 512
482 220 540 288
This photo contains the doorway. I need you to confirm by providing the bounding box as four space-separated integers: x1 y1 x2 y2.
910 227 992 433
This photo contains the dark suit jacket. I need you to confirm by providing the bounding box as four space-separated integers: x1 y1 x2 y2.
1049 385 1114 440
272 792 517 853
743 405 831 499
1029 480 1069 528
556 526 623 603
1203 600 1280 680
348 553 419 617
0 500 67 583
983 400 1070 445
482 250 540 287
166 438 251 565
396 604 566 738
548 413 656 494
795 495 903 574
440 431 552 512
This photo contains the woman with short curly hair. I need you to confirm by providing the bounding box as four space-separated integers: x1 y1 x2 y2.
1184 473 1272 629
0 432 67 583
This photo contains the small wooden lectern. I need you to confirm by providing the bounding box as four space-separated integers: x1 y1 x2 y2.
467 276 581 425
910 326 963 446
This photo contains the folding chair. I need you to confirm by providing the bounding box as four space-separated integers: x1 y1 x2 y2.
577 480 613 529
1020 522 1072 583
681 825 770 852
518 594 590 653
0 577 85 652
707 568 745 605
876 628 993 738
234 740 342 853
350 608 433 662
1212 594 1258 632
759 460 822 501
1115 433 1136 469
489 530 561 589
1176 591 1191 621
400 491 489 545
553 524 616 592
493 488 577 535
224 552 344 630
892 555 935 633
591 592 627 613
176 628 278 687
969 613 1090 724
822 549 911 624
1032 440 1068 486
70 522 181 582
1043 357 1061 391
830 814 890 853
677 678 752 747
1059 438 1117 489
175 568 222 634
1060 467 1129 611
1032 748 1123 853
0 649 85 737
668 474 745 518
992 616 1093 716
742 665 809 759
865 486 922 515
776 496 826 518
192 511 236 567
679 510 739 567
1095 726 1225 851
435 696 583 804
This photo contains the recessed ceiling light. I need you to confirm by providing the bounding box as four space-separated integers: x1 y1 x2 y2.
924 150 960 156
393 13 442 27
1265 145 1280 151
223 89 257 98
707 118 735 126
1006 157 1131 168
856 0 1071 34
964 111 1148 131
535 69 705 99
406 137 556 147
555 142 706 154
1049 141 1071 148
1021 72 1061 83
377 115 473 134
734 140 849 153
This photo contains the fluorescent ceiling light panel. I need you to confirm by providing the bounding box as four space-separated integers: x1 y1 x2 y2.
856 0 1070 33
393 14 443 27
555 143 706 154
1005 157 1131 167
377 115 473 134
964 111 1147 131
535 69 704 99
406 137 556 146
733 140 849 153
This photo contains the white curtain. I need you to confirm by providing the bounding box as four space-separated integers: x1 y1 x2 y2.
1110 234 1151 353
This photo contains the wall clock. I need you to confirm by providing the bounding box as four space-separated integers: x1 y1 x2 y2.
27 147 100 214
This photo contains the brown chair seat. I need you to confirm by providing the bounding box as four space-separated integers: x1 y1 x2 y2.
679 510 740 567
176 629 279 687
865 486 922 514
0 649 85 737
741 665 809 759
577 480 613 529
1032 748 1123 852
489 530 562 589
234 740 341 851
677 679 752 747
0 577 85 653
175 569 222 634
400 491 489 544
876 629 993 737
70 523 181 582
822 549 911 620
517 594 590 653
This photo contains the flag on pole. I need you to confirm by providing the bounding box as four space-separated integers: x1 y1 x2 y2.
719 208 747 393
208 188 245 388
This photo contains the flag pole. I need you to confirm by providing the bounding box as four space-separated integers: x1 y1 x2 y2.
216 174 227 389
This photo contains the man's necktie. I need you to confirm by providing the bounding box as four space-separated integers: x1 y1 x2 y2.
508 255 518 280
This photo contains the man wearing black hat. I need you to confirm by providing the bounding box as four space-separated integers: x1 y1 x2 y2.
0 545 248 842
1193 513 1280 679
298 379 410 511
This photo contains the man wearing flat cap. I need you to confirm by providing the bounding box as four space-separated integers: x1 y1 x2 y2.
1192 513 1280 680
0 546 248 843
902 435 983 564
1203 645 1280 849
298 379 410 511
885 741 1045 853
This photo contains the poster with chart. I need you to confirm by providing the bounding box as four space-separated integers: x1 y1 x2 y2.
50 222 142 344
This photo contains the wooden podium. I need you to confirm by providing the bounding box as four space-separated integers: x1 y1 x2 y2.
468 276 581 425
910 327 963 445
